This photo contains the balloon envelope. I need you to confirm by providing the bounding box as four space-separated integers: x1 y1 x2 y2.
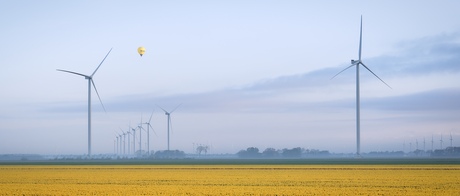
137 47 145 57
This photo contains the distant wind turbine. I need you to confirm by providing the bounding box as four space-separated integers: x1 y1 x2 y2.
115 134 119 155
120 128 127 155
131 124 136 154
331 16 391 156
143 110 156 154
137 114 144 155
57 48 112 157
158 104 181 151
440 134 444 149
127 126 131 155
118 132 123 156
423 137 426 152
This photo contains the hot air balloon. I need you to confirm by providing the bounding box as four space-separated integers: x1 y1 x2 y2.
138 47 145 57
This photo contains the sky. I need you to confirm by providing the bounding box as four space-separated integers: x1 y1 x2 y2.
1 0 460 155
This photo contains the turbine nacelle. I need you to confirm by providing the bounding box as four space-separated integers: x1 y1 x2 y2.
351 59 360 65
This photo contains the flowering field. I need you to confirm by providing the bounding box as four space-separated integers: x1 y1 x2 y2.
1 165 459 195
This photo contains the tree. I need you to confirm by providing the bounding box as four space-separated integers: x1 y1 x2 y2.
154 150 185 159
262 148 279 157
282 147 302 158
237 147 261 158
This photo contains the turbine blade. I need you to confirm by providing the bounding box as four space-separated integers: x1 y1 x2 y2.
359 15 363 61
331 64 355 80
91 48 113 77
170 103 182 114
91 79 107 112
149 110 154 123
360 63 392 89
57 69 89 78
156 105 168 113
149 124 157 136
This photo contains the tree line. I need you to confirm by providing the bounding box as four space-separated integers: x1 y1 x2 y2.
237 147 330 158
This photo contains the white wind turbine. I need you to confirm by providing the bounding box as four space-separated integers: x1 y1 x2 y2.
440 134 444 149
115 134 119 155
130 124 137 154
137 115 144 155
113 139 116 155
118 132 123 156
158 104 181 151
423 137 426 152
331 16 391 156
57 48 112 157
120 128 127 155
143 110 156 154
126 126 131 155
118 127 129 154
431 135 434 151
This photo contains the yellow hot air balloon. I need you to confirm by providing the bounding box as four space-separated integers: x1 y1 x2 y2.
138 46 145 57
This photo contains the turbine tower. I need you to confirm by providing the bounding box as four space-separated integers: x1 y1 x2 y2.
57 48 112 157
158 104 181 151
331 16 391 156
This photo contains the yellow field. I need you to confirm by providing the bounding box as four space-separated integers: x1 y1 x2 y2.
1 165 459 195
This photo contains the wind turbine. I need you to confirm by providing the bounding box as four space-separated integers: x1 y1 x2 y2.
57 48 112 157
431 135 434 151
403 140 405 153
120 128 127 155
118 132 123 156
440 134 444 149
137 115 144 155
331 16 391 156
124 132 127 155
115 135 119 155
131 124 137 154
127 126 131 155
158 104 181 151
423 137 426 152
450 132 453 148
113 139 116 155
143 110 156 154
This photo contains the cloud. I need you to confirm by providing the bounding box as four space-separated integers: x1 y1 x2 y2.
363 88 460 111
43 32 460 116
372 32 460 76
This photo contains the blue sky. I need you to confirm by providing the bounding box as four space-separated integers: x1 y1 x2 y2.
1 1 459 155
